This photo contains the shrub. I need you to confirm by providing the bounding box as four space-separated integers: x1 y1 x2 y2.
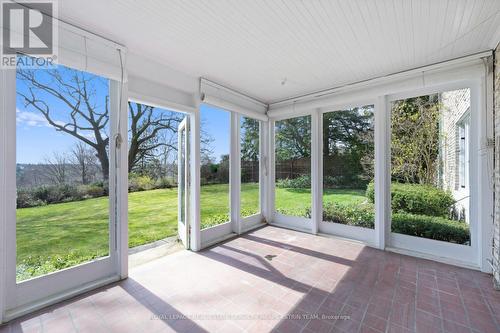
32 186 50 202
45 184 81 203
366 182 375 203
156 177 173 189
77 184 105 198
366 181 454 217
324 175 368 189
92 181 109 195
277 174 367 190
17 189 45 208
318 201 469 244
16 183 107 208
319 202 374 229
392 213 470 244
276 175 311 189
129 174 155 192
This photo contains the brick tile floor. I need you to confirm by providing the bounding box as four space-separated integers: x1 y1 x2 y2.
1 226 499 333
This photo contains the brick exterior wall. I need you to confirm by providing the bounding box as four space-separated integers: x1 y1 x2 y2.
440 89 470 222
494 44 500 289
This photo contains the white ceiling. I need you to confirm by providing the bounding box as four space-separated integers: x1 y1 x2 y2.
59 0 500 104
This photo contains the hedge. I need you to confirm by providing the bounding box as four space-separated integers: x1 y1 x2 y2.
128 174 174 192
276 174 368 189
319 202 469 244
17 175 176 208
17 183 107 208
366 181 454 217
319 202 374 229
276 175 311 189
391 212 470 244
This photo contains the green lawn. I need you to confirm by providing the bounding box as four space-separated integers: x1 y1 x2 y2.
276 187 366 216
16 184 365 280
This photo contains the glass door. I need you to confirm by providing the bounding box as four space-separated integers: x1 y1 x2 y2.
6 58 120 318
177 117 190 248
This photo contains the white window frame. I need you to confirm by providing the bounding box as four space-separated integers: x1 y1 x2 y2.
266 56 492 272
197 105 234 247
199 108 268 247
269 112 314 233
385 81 484 269
1 64 128 322
237 115 266 234
318 101 378 245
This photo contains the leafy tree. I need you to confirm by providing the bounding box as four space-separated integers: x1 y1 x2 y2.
240 117 259 161
323 107 374 184
275 116 311 161
391 94 441 185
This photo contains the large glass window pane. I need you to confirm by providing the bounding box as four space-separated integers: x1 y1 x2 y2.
200 105 230 229
390 89 471 245
275 115 311 217
240 117 260 218
322 106 375 229
16 59 110 281
127 102 184 248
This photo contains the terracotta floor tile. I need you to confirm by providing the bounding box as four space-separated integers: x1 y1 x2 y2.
415 310 443 333
2 226 500 333
363 313 388 332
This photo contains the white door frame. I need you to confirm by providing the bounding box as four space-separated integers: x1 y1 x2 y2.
177 117 190 248
2 74 126 322
128 94 200 251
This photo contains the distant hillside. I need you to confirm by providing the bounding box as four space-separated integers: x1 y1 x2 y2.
16 163 103 188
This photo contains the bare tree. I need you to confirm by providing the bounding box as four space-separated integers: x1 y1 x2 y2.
71 142 98 184
18 67 216 181
17 67 111 179
128 102 184 173
128 103 215 174
44 152 69 185
17 68 188 179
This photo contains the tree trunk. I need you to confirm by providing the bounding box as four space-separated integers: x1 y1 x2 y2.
128 140 139 173
81 164 87 184
96 146 109 180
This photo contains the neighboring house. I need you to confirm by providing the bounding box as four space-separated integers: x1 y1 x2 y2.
439 88 471 223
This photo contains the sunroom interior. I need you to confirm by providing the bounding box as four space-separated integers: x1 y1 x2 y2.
1 1 500 332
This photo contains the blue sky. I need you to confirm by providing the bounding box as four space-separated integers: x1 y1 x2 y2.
16 64 230 164
199 104 230 161
16 65 108 164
